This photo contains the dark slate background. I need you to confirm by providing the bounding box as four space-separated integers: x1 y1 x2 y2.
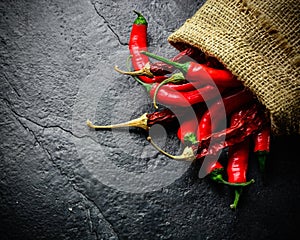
0 0 299 239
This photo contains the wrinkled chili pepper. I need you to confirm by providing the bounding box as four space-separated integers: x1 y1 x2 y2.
86 108 178 131
144 102 266 164
181 88 255 144
153 102 265 163
253 125 271 172
226 106 257 209
118 11 166 83
141 51 242 87
195 102 267 159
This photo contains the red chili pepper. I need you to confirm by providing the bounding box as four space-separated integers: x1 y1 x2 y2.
122 11 166 84
197 89 255 141
207 161 249 186
141 51 242 87
226 106 257 209
132 74 223 108
226 138 254 209
227 139 250 184
177 105 206 145
195 102 267 159
253 125 271 172
151 84 222 108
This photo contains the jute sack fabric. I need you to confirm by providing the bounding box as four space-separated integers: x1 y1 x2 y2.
168 0 299 135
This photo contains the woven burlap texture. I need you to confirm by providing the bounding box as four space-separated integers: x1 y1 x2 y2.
168 0 299 135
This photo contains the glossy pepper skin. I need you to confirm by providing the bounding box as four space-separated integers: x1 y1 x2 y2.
226 107 255 209
253 126 271 172
227 138 250 183
177 106 206 145
128 11 166 83
133 75 223 108
197 89 255 141
141 51 242 87
150 84 221 107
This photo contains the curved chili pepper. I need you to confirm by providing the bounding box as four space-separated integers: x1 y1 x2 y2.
253 125 271 172
126 11 166 83
141 51 242 87
150 84 221 108
194 89 255 144
132 75 223 108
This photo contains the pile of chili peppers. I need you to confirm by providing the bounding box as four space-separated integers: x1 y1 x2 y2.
87 11 271 209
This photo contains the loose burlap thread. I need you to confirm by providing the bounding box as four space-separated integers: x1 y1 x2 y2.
168 0 299 135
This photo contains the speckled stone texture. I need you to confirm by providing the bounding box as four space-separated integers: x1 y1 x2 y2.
0 1 299 240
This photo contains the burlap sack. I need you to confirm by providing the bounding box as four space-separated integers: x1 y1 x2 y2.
168 0 299 135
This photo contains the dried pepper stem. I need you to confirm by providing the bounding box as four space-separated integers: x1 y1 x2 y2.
114 62 154 77
146 136 196 161
87 113 149 131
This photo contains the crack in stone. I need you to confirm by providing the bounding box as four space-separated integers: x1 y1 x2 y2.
1 97 98 144
72 185 120 240
92 1 128 46
2 97 119 240
2 72 21 97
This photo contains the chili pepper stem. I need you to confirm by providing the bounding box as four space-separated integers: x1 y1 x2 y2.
114 62 154 77
147 136 196 161
210 170 255 187
141 51 189 74
131 75 152 92
153 73 185 109
230 188 243 209
183 133 198 145
132 10 148 25
86 113 149 131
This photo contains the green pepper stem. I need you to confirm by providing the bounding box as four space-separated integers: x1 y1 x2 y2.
147 136 196 161
131 76 152 93
133 10 148 25
86 113 149 131
230 188 242 209
210 170 255 187
141 51 189 74
183 133 198 145
153 73 185 109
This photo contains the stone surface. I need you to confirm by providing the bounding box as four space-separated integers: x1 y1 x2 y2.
0 0 299 239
